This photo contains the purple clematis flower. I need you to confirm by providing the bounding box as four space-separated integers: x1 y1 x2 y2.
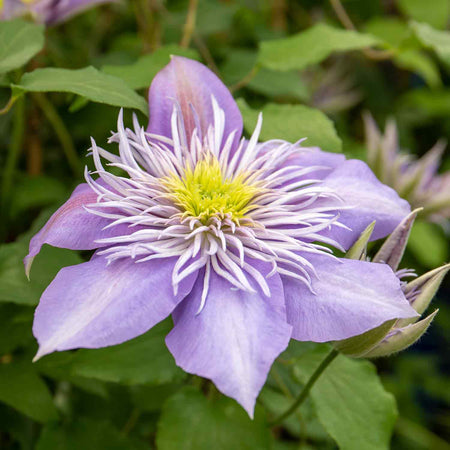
0 0 112 25
26 57 418 417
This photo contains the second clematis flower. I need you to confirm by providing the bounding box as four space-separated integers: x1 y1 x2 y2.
0 0 112 25
26 57 418 417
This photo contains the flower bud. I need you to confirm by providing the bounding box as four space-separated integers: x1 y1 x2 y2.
334 214 447 358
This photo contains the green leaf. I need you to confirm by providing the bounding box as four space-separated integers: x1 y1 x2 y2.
398 88 450 124
102 45 200 90
248 68 310 101
407 220 449 268
10 175 67 219
397 0 450 30
293 346 397 450
156 387 271 450
12 67 148 114
0 362 58 423
395 50 442 88
68 320 185 385
237 99 341 152
0 240 83 305
364 18 441 88
36 419 147 450
411 21 450 68
195 0 238 35
0 303 33 354
258 23 381 71
0 19 44 74
131 384 182 412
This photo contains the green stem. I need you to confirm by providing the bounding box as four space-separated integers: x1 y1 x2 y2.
32 93 81 177
1 96 26 239
229 66 260 93
269 349 339 426
180 0 199 48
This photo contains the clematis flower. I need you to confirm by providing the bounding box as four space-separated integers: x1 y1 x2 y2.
26 57 418 417
364 112 450 226
0 0 112 25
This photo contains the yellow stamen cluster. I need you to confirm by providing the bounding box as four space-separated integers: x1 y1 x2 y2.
164 156 260 223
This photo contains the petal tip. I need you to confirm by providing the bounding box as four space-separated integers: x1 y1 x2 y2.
24 255 34 280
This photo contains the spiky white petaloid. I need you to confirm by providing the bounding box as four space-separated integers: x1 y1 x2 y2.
86 101 347 312
27 56 417 417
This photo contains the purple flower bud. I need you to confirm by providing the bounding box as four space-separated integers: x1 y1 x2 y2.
335 214 448 358
364 112 450 226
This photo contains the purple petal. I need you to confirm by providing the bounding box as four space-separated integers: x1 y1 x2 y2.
319 159 411 249
33 255 197 360
284 147 346 180
283 255 418 342
25 183 131 275
147 56 243 151
37 0 113 25
166 267 292 417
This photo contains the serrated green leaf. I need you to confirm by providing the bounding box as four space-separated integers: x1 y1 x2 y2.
0 362 58 423
411 21 450 68
36 419 147 450
156 387 271 450
102 45 200 90
293 345 397 450
237 99 341 152
12 67 148 114
258 23 381 72
68 320 185 385
0 19 44 74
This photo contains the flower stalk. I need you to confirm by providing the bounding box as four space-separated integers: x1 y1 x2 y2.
269 348 339 426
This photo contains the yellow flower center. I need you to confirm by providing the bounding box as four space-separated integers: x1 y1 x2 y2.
163 155 260 223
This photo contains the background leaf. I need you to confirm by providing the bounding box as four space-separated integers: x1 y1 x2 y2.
411 21 450 68
0 19 44 74
238 100 342 152
258 24 381 71
67 320 185 385
12 67 148 114
397 0 450 30
293 346 398 450
102 45 200 90
156 387 271 450
0 362 58 423
0 240 82 306
36 419 148 450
